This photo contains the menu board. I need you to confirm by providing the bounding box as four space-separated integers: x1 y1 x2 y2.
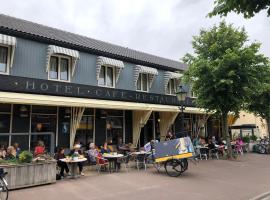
155 137 195 159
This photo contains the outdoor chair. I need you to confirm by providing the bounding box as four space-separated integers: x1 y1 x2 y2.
95 157 109 173
209 148 219 159
235 144 244 155
199 147 208 160
135 153 147 171
118 153 131 172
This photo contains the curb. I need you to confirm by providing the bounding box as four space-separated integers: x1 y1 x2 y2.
250 192 270 200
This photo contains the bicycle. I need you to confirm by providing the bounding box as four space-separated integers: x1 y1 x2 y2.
0 168 8 200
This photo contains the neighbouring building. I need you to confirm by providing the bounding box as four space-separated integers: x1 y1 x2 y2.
0 14 217 153
231 111 268 138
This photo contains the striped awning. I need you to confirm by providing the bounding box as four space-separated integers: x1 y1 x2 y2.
0 33 16 68
164 71 183 93
134 65 158 88
96 56 125 83
46 45 80 77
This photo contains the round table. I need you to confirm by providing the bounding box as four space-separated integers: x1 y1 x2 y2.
60 158 87 178
103 154 124 172
131 151 147 155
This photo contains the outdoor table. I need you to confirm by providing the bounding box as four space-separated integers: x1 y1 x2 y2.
118 146 131 155
103 153 124 172
131 151 147 155
60 158 87 178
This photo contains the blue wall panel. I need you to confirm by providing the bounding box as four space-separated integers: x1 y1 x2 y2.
8 37 188 96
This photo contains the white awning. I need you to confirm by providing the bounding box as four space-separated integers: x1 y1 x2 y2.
0 91 207 114
164 71 183 93
0 33 16 68
134 65 158 88
96 56 124 83
46 45 80 77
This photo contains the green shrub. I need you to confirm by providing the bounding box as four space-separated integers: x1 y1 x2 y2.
242 135 250 143
250 135 258 142
19 151 33 163
0 159 18 165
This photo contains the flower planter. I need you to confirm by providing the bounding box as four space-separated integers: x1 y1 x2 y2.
249 142 256 152
0 160 56 190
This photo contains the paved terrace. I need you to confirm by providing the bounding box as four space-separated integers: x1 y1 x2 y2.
10 154 270 200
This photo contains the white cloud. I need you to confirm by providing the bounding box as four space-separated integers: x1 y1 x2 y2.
0 0 269 61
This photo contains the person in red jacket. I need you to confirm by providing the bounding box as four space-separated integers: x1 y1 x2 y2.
34 140 45 156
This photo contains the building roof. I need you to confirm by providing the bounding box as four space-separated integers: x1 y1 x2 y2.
0 14 187 71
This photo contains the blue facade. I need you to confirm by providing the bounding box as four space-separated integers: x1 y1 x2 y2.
8 37 188 96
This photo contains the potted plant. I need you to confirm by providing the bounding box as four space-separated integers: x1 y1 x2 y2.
19 151 33 163
249 135 258 152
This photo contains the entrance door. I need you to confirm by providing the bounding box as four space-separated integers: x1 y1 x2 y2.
139 119 154 147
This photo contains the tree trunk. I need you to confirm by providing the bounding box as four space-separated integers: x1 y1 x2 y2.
222 112 232 159
267 117 270 139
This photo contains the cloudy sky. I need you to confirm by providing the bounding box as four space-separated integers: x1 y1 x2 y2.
1 0 269 61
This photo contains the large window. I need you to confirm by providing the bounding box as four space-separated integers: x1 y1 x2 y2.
137 73 148 92
0 104 11 148
12 105 30 133
0 46 8 74
0 104 11 134
166 79 176 95
106 110 124 145
98 65 115 87
49 55 70 82
76 115 94 148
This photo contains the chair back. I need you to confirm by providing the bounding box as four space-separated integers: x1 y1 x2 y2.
199 147 208 154
136 153 147 162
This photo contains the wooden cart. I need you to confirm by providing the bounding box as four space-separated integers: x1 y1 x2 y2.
151 137 195 177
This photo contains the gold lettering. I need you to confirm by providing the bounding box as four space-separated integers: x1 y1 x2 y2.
26 81 35 90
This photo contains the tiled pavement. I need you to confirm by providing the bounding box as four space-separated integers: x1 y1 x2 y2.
10 154 270 200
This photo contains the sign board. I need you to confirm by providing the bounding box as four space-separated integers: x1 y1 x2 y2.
0 74 195 107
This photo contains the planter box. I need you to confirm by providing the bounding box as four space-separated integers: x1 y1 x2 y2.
249 142 257 152
0 160 56 190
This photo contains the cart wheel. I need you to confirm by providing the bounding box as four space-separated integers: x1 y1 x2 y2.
164 159 183 177
153 162 162 172
180 159 188 172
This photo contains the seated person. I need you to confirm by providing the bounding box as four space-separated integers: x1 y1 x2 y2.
96 152 109 165
13 142 21 158
100 142 111 154
165 131 175 141
193 137 200 146
70 144 84 176
236 137 244 146
0 145 6 159
144 142 152 153
199 137 206 146
217 138 225 146
117 138 130 154
34 140 45 156
5 146 16 160
55 147 70 177
207 139 216 150
87 143 98 164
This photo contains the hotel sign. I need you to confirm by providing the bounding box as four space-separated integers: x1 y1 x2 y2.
0 75 195 107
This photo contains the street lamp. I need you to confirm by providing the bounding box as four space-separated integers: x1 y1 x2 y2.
176 85 188 137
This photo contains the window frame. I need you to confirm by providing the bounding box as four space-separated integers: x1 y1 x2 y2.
48 54 71 82
136 73 149 92
166 78 177 95
98 65 116 88
0 44 10 75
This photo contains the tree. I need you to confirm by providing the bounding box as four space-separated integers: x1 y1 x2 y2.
246 67 270 138
209 0 270 18
182 21 269 158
